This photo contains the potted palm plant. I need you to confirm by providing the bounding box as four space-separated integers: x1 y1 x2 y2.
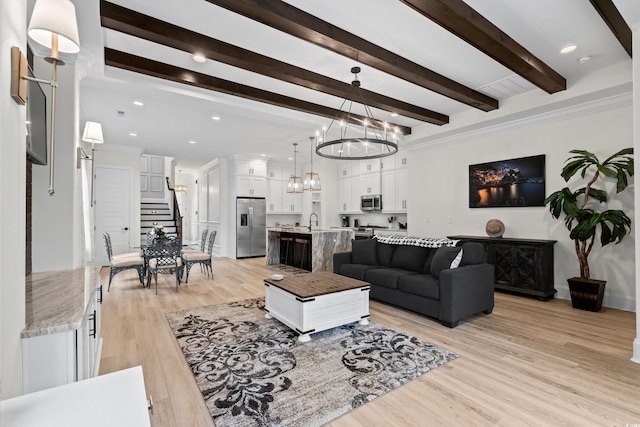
544 148 634 311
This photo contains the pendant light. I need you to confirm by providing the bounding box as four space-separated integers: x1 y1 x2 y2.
287 143 303 193
175 170 187 193
303 135 321 191
316 67 401 160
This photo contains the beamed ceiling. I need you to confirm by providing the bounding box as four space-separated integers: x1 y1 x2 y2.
70 0 639 170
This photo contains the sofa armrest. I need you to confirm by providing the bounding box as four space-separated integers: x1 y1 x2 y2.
333 251 352 274
438 264 494 327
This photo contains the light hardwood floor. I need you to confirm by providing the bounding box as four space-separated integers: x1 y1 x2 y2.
99 257 640 427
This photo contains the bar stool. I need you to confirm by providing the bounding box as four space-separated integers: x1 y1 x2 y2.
293 237 311 275
279 236 294 271
268 234 280 269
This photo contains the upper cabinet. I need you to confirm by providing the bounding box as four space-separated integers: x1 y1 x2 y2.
232 159 268 197
235 159 267 177
266 164 302 214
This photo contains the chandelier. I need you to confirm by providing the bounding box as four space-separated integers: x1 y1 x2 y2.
316 67 399 160
287 143 303 193
303 136 321 191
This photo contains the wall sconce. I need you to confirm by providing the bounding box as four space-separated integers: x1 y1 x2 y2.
77 121 104 207
11 0 80 195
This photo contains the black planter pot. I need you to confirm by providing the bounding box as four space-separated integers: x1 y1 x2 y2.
567 277 606 312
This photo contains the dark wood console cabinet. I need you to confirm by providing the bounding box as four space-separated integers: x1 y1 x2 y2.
448 235 557 300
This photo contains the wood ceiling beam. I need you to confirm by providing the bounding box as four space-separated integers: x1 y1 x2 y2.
100 1 447 126
399 0 567 94
103 48 412 135
205 0 498 112
589 0 632 57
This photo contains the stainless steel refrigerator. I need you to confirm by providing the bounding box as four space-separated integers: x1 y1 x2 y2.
236 197 267 258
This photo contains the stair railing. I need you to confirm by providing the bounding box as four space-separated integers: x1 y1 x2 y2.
165 177 183 241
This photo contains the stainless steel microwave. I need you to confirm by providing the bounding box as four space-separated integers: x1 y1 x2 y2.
361 194 382 211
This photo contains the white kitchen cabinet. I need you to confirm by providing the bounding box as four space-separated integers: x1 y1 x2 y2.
381 168 407 212
236 159 267 177
267 165 283 180
282 189 303 213
237 175 267 197
338 162 353 178
267 180 283 212
266 165 302 213
360 172 381 195
22 267 102 394
396 168 407 211
360 159 381 173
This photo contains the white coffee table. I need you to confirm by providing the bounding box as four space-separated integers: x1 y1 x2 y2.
264 271 370 342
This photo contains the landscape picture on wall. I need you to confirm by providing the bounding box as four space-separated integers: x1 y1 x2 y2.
469 154 545 208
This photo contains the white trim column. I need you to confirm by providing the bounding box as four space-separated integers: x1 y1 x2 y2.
632 24 640 364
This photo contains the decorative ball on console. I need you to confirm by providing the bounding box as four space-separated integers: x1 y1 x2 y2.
485 219 505 238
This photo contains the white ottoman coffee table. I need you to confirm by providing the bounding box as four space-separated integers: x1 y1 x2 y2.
264 271 370 342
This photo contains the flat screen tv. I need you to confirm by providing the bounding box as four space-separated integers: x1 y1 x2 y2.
25 66 48 165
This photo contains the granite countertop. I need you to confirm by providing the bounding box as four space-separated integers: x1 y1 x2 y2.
23 266 101 338
267 227 354 235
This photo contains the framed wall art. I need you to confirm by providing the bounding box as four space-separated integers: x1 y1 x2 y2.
469 154 545 208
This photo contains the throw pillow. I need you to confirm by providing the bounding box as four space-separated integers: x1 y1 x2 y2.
430 246 464 278
351 239 378 265
460 242 487 266
376 243 395 267
390 245 430 273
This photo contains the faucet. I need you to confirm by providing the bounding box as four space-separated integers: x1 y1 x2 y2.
308 213 319 231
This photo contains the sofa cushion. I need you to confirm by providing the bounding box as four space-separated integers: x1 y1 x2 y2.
460 242 487 266
398 274 440 300
422 249 437 274
339 264 377 281
376 243 395 267
430 246 464 278
390 245 430 273
351 239 378 266
365 268 414 289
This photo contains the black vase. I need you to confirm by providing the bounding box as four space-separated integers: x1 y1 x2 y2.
567 277 606 312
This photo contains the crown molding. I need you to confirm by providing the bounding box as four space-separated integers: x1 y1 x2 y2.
410 82 632 150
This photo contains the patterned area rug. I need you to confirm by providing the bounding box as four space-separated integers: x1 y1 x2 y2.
166 298 457 427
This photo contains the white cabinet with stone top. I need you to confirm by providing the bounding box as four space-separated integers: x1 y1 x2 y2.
22 267 102 393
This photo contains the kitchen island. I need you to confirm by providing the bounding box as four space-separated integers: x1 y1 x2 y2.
267 228 354 272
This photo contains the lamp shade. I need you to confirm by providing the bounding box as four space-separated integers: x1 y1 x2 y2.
82 121 104 144
28 0 80 54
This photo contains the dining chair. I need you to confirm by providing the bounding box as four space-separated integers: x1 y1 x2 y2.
183 229 208 254
146 236 183 294
102 233 144 291
182 231 216 283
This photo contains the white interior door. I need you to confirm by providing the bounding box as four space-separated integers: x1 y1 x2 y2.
95 167 131 266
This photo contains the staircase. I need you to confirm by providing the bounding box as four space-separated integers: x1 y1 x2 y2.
140 202 179 243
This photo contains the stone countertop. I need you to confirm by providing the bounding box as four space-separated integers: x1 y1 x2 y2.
23 266 102 338
267 227 354 235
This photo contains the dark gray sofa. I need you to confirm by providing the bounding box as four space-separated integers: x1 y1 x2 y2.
333 238 494 327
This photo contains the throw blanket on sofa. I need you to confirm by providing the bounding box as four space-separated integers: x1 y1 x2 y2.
373 235 459 248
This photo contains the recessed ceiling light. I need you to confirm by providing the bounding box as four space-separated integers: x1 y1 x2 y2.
193 54 206 63
560 45 577 54
260 154 266 157
189 140 197 144
133 101 144 106
288 157 293 161
390 112 399 117
211 116 221 120
129 133 137 137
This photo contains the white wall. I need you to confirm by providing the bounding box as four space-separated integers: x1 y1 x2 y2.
409 103 635 311
31 57 82 272
1 0 27 398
